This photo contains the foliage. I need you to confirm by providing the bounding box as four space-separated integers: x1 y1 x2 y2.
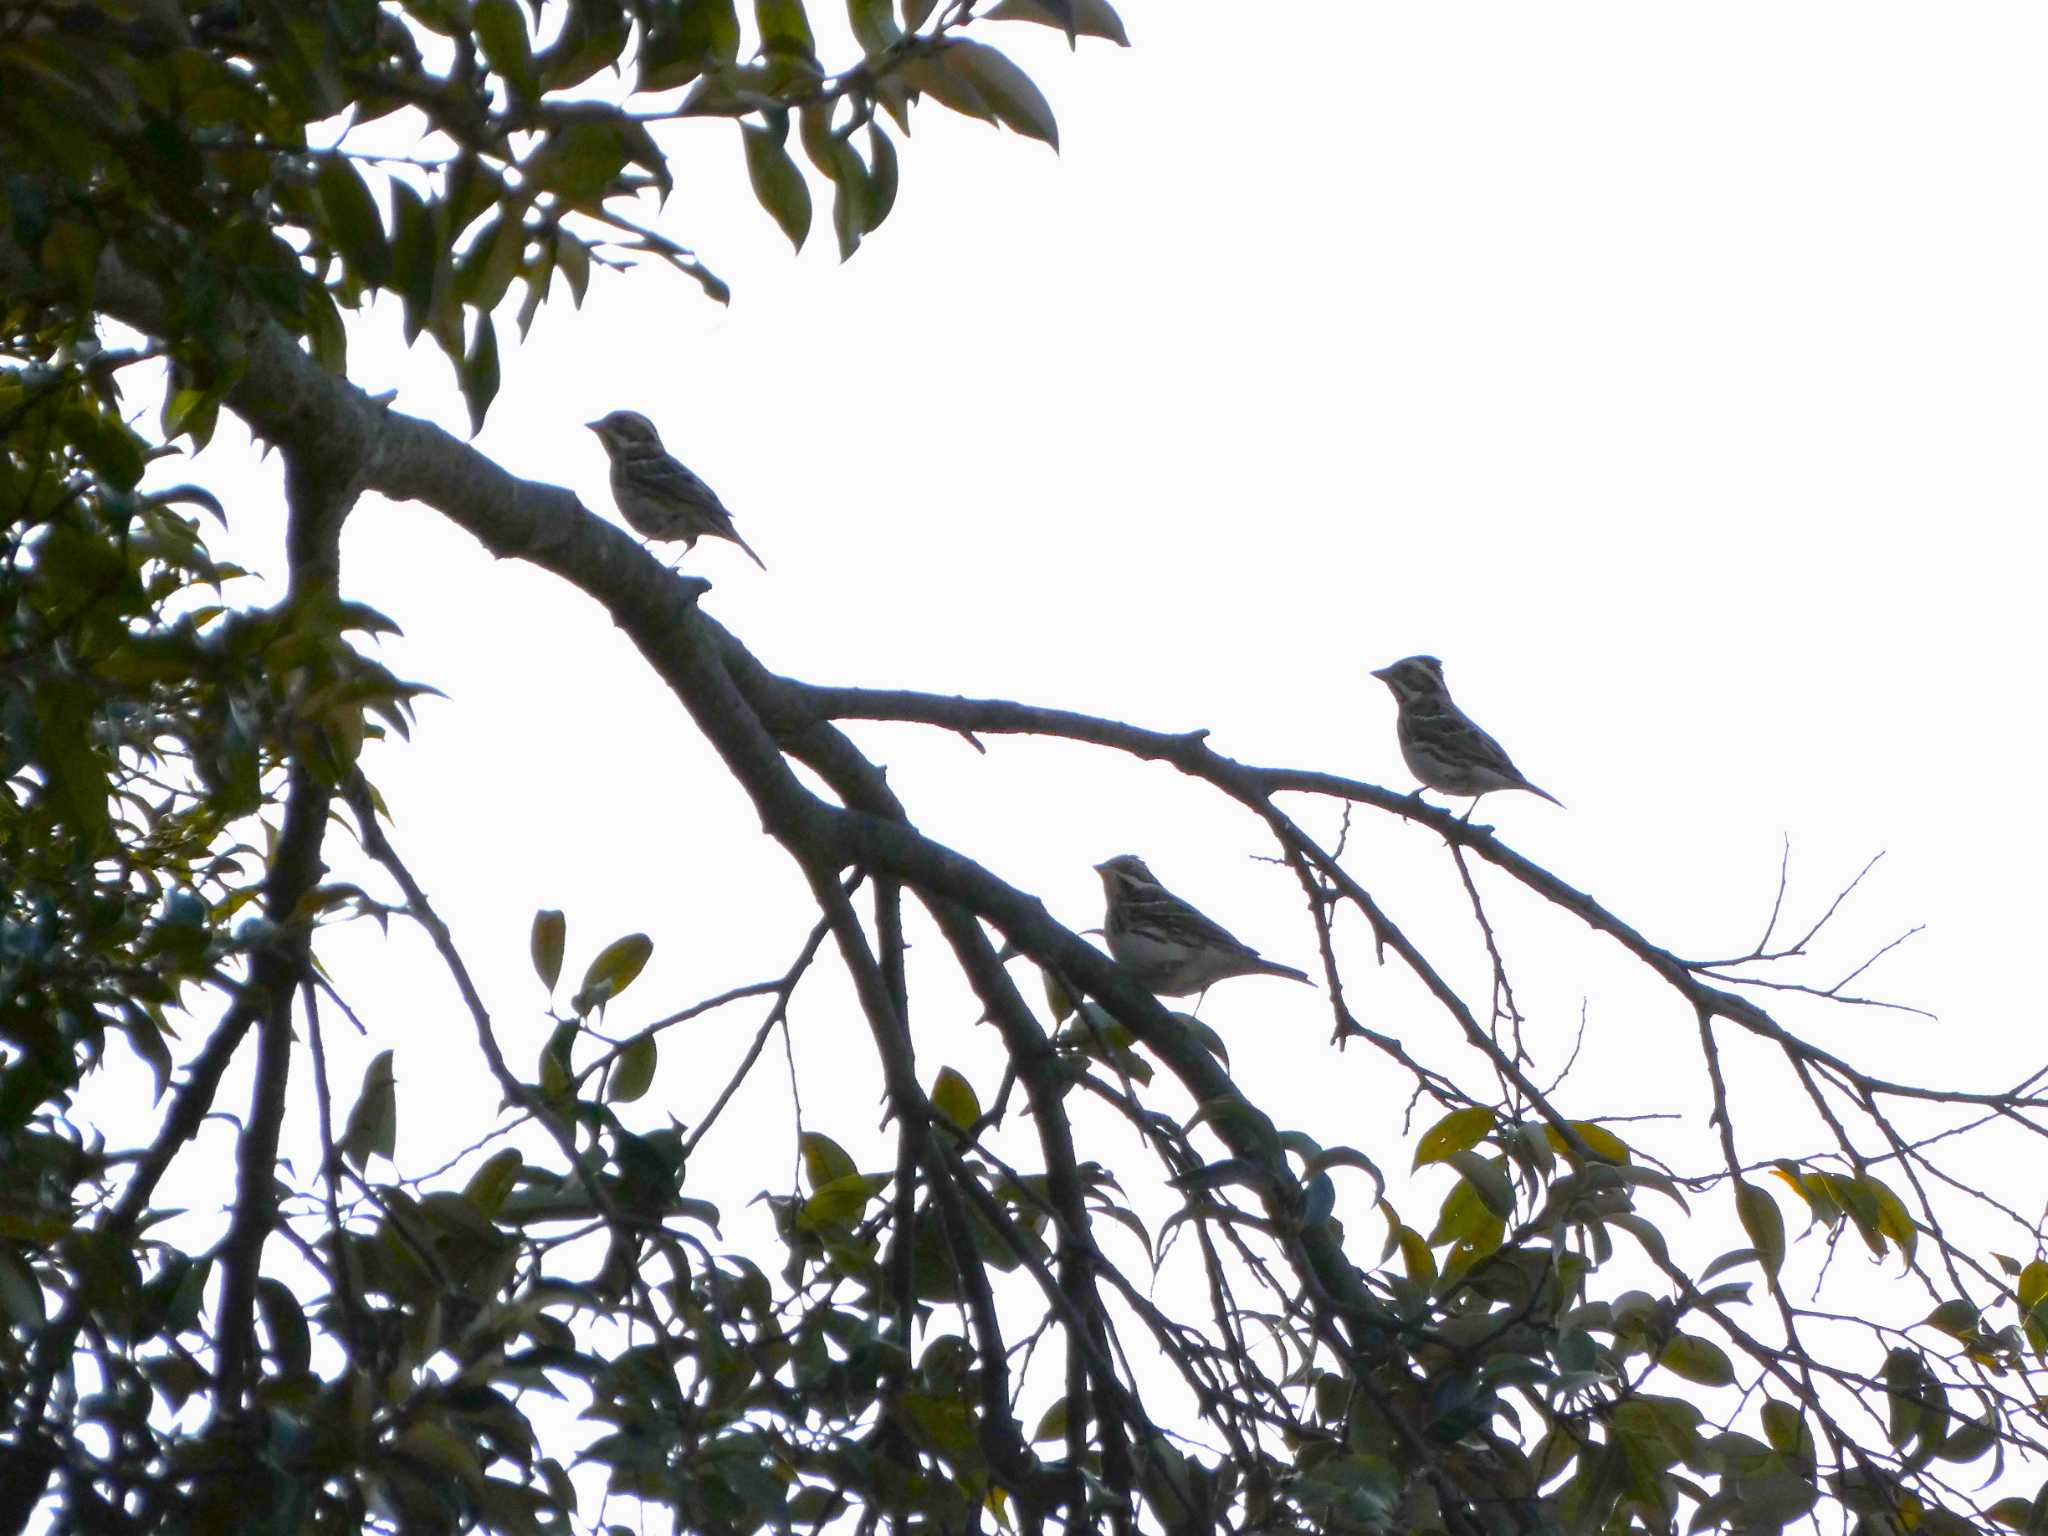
4 4 2047 1536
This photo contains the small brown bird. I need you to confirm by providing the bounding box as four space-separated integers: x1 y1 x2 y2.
586 410 766 570
1095 854 1311 999
1371 655 1562 808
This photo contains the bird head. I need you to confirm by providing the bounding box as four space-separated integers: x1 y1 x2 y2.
586 410 662 454
1093 854 1160 894
1371 655 1447 703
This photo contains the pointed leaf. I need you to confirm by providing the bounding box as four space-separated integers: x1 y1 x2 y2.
1444 1150 1514 1221
1543 1119 1629 1163
932 1067 980 1133
2017 1260 2047 1314
531 909 566 991
609 1033 658 1103
576 933 652 1011
464 1148 524 1218
1735 1180 1786 1277
1032 1398 1068 1443
255 1278 312 1377
987 0 1129 45
315 157 391 283
742 123 812 250
1923 1299 1979 1339
848 0 902 51
1859 1171 1918 1263
341 1050 397 1170
799 1132 857 1192
1659 1334 1735 1388
942 40 1057 146
1413 1106 1494 1169
474 0 536 97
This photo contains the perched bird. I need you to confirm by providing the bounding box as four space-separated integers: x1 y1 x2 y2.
1094 854 1311 999
1370 655 1562 808
586 410 766 570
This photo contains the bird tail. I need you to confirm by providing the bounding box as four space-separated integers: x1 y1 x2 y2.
1260 958 1314 985
1526 782 1565 808
732 530 768 571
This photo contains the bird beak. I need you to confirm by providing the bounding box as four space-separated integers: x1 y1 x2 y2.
584 420 604 432
1369 666 1394 681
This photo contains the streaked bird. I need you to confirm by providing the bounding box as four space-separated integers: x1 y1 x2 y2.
586 409 766 570
1370 655 1562 808
1094 854 1311 998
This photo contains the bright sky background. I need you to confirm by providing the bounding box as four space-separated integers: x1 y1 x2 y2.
121 0 2048 1480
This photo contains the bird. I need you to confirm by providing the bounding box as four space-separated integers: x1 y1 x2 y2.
1094 854 1311 999
1370 655 1562 809
586 410 766 570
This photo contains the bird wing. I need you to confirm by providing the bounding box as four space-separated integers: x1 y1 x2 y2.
639 456 728 512
643 459 765 566
1411 700 1536 784
1126 884 1262 958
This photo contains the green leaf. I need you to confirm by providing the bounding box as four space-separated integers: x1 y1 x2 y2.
827 145 872 260
315 156 391 284
161 386 220 449
1734 1179 1785 1277
1032 1398 1068 1443
942 40 1057 146
1303 1144 1386 1200
1541 1119 1629 1163
463 1148 524 1218
610 1033 658 1103
1760 1400 1814 1467
1859 1171 1918 1263
1699 1246 1760 1282
539 1020 579 1100
462 310 500 435
2018 1259 2048 1314
848 0 902 52
255 1278 312 1376
987 0 1129 45
575 933 653 1012
527 118 637 207
542 2 633 88
799 1131 857 1192
1884 1346 1929 1447
1413 1106 1494 1169
388 178 437 340
931 1067 980 1133
1934 1409 1997 1464
0 1249 45 1327
1167 1011 1231 1068
866 124 899 229
531 909 566 991
741 123 812 250
1443 1150 1514 1221
1041 967 1075 1023
474 0 537 98
341 1049 397 1170
803 1170 888 1227
1923 1298 1979 1339
1608 1211 1671 1266
639 0 742 89
756 0 815 56
1659 1333 1735 1387
900 46 992 121
1394 1224 1436 1285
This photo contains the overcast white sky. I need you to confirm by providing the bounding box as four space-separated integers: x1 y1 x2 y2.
129 0 2048 1466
